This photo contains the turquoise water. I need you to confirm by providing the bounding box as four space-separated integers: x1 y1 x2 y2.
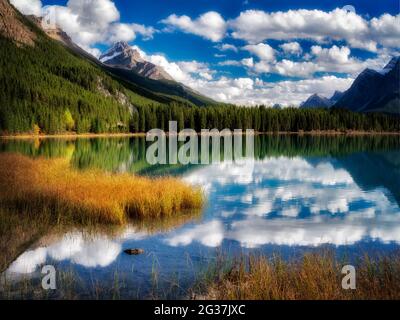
1 135 400 298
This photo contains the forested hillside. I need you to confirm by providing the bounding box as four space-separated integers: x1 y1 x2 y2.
133 104 400 133
0 34 137 134
0 2 156 135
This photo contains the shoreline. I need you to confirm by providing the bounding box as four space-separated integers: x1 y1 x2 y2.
1 130 399 140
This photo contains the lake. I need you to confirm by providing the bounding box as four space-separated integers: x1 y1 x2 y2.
1 135 400 299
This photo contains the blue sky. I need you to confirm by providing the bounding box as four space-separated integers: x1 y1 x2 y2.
11 0 400 105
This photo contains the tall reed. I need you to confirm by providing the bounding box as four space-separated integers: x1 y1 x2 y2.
0 153 204 224
196 252 400 300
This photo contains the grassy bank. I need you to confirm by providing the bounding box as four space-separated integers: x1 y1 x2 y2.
195 253 400 300
0 153 203 224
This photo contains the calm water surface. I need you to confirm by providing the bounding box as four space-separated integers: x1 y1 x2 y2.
1 135 400 298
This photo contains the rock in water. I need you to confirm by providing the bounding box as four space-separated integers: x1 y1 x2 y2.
124 248 145 255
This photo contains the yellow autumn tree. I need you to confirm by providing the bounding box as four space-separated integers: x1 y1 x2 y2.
33 124 40 135
64 109 75 131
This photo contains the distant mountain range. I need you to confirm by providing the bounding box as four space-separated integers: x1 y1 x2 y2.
301 57 400 114
300 93 337 109
300 90 345 109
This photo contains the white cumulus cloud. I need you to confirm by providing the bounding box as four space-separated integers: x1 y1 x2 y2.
159 8 400 51
10 0 42 16
243 43 276 62
229 9 400 52
106 23 156 43
189 75 354 106
280 41 302 55
248 46 394 77
215 43 238 52
161 11 227 42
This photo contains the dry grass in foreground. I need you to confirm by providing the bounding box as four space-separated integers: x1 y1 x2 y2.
197 253 400 300
0 153 203 224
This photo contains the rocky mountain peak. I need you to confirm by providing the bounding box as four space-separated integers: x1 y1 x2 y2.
334 56 400 114
99 42 174 81
380 56 400 75
112 41 130 51
100 41 143 63
300 93 332 109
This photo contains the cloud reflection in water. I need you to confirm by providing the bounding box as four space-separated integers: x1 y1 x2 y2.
167 157 400 248
7 232 122 274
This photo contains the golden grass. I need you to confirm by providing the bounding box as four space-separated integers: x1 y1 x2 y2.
198 253 400 300
0 153 203 224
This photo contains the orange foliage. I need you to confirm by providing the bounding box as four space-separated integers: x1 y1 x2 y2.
0 153 203 224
